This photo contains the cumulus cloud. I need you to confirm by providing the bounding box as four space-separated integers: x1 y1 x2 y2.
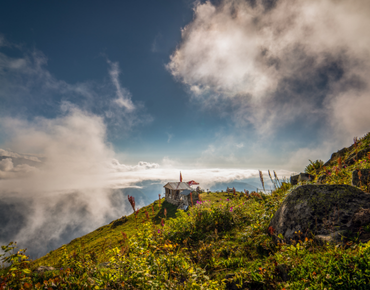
167 0 370 138
0 105 157 258
0 158 13 172
0 148 42 162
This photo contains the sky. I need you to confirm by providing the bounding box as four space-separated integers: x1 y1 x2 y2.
1 0 370 258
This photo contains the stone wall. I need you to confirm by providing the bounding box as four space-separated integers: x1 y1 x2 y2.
165 196 181 206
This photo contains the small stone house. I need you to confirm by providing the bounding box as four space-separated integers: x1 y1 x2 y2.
164 182 199 210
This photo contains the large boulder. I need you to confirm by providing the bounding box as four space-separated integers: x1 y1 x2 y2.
269 185 370 242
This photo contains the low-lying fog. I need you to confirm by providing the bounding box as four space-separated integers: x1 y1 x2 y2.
0 107 290 259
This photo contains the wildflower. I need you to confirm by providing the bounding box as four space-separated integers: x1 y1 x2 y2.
158 229 160 233
268 226 275 235
128 195 135 212
121 231 127 240
145 210 150 221
230 207 233 212
227 198 229 201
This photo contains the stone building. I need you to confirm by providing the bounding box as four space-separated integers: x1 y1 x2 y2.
164 181 199 210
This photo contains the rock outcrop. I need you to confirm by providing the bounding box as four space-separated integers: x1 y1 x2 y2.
269 185 370 243
352 169 370 189
290 173 315 185
110 216 128 229
316 175 327 184
323 147 349 167
345 148 370 166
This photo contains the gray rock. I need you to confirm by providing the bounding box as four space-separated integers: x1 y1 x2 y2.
324 147 349 167
34 266 55 273
345 148 370 166
317 175 327 184
352 169 370 189
269 185 370 243
315 231 345 244
351 208 370 227
290 173 314 185
290 174 299 185
276 264 290 282
298 173 315 183
110 216 128 228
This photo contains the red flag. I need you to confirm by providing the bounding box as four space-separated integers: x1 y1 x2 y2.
180 171 183 182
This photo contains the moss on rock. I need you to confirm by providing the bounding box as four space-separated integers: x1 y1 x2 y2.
269 185 370 242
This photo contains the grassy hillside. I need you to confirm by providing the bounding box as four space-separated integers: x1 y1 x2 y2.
1 132 370 289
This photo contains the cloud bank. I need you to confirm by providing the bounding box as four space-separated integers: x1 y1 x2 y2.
0 106 289 258
167 0 370 139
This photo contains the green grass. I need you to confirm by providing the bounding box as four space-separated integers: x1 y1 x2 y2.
1 132 370 289
34 199 179 267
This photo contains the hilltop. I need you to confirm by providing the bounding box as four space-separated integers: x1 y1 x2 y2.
1 132 370 289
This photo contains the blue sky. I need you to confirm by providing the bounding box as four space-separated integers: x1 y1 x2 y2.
1 0 370 258
0 0 233 166
3 0 369 172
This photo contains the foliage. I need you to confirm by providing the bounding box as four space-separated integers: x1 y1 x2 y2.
305 159 324 175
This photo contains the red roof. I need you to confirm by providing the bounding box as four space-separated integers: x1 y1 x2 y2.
187 180 199 186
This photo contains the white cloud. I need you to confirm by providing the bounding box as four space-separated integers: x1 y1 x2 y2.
0 158 13 172
0 148 42 162
0 105 294 257
167 0 370 138
107 60 135 112
0 105 157 258
0 41 150 135
151 32 163 53
167 132 173 143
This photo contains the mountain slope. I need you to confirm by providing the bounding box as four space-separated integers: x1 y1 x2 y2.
1 132 370 289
